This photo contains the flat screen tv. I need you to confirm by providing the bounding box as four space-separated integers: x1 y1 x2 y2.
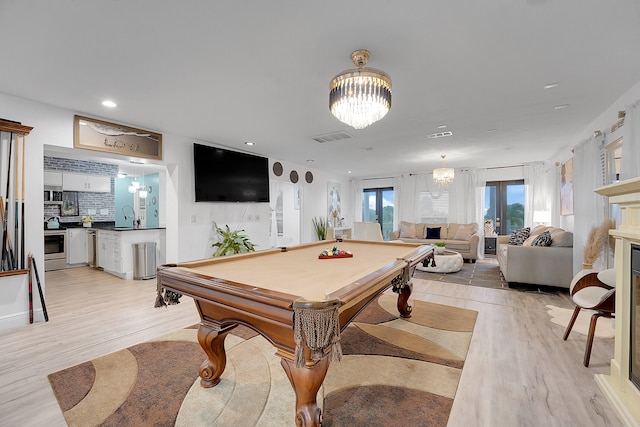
193 143 270 202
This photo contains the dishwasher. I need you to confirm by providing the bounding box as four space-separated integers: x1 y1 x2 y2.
87 229 98 268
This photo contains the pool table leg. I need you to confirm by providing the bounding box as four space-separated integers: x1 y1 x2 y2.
280 357 328 427
396 279 413 318
197 323 236 388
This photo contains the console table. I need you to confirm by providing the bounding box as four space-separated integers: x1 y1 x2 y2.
327 227 352 240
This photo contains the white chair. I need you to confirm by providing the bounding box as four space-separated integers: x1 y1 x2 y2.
353 222 384 241
563 268 616 367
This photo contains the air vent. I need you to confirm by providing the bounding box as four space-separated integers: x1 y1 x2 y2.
427 131 453 139
311 131 353 143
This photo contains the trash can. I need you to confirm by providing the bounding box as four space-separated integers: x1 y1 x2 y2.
133 242 157 280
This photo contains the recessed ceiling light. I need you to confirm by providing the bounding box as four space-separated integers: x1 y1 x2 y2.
427 131 453 139
554 104 570 110
102 100 117 108
437 125 447 129
348 171 352 174
306 159 314 163
485 128 496 133
244 141 255 146
544 82 560 89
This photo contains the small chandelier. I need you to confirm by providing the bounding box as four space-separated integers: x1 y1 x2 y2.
329 49 392 129
433 155 454 186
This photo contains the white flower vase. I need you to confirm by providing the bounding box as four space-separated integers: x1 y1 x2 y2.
435 246 445 254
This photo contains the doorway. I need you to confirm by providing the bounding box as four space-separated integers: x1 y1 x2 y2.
362 187 394 240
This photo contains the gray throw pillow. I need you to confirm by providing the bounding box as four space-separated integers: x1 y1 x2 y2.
531 230 552 247
508 227 530 246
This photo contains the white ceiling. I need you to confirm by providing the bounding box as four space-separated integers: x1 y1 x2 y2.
2 0 640 178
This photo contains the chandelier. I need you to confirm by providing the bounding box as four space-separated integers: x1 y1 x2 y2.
433 155 454 186
329 49 392 129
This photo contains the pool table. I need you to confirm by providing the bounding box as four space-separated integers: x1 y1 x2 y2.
157 239 433 427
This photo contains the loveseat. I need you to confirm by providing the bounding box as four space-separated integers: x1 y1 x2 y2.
497 225 574 288
389 221 480 262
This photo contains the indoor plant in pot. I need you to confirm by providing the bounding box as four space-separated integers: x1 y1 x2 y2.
434 241 446 254
312 216 328 241
211 222 256 257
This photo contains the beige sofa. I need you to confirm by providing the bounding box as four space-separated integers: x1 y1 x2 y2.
497 225 574 288
389 221 480 262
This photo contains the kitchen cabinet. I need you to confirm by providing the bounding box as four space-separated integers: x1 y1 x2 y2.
98 230 122 275
63 172 111 192
44 171 63 187
67 228 88 265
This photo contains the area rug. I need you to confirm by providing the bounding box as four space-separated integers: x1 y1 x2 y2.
413 256 508 289
48 294 477 426
546 305 615 339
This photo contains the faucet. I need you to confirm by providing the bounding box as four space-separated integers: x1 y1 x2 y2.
122 205 136 228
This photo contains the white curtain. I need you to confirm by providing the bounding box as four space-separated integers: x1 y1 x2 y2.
448 170 477 224
394 174 417 224
350 179 366 224
473 169 487 258
523 162 546 226
621 100 640 180
572 134 607 273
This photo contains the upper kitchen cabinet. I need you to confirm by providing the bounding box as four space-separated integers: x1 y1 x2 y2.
63 172 111 193
44 171 63 187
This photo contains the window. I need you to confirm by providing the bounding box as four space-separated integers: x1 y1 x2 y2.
362 187 394 240
485 180 524 235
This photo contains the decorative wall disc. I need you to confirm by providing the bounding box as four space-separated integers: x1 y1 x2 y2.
272 162 283 176
290 170 299 183
305 171 314 183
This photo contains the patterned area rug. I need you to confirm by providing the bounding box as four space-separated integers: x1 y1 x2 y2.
414 256 567 294
414 256 508 289
48 294 477 426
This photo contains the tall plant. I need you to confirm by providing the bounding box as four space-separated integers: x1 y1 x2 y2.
312 216 328 241
211 222 256 257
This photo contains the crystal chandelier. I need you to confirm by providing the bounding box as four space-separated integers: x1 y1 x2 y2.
433 155 454 186
329 49 392 129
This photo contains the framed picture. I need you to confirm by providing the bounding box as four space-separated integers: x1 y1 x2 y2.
61 191 79 216
560 158 574 215
327 182 341 227
74 115 162 160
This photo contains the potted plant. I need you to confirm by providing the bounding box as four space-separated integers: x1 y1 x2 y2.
434 241 446 254
81 216 93 228
312 216 328 241
211 222 256 257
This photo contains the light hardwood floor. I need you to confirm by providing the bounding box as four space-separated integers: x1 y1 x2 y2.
0 266 623 427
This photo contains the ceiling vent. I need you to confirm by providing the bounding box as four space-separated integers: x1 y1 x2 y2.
311 131 353 143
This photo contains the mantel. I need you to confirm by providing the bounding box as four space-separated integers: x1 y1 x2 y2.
594 177 640 427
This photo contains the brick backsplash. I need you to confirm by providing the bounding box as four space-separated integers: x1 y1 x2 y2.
44 156 117 224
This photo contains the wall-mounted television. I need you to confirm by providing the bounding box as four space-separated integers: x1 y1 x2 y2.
193 143 270 203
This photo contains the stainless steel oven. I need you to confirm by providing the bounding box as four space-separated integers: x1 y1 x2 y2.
44 229 66 271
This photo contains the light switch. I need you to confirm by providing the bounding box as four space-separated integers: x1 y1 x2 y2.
100 209 109 215
88 209 97 215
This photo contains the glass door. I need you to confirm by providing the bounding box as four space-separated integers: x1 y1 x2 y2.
362 187 394 240
485 180 524 236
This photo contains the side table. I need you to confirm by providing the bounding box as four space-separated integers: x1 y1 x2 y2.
484 237 497 255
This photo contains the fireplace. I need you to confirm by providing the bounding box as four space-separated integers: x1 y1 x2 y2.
595 177 640 425
631 244 640 390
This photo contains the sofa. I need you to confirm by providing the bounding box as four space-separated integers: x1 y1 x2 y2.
497 225 574 288
389 221 480 262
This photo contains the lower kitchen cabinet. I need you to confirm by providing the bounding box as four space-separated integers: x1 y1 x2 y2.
97 229 163 279
67 228 88 265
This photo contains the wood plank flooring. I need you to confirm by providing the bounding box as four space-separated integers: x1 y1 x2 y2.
0 265 623 427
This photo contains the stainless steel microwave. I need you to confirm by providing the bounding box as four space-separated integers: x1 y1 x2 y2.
44 189 63 204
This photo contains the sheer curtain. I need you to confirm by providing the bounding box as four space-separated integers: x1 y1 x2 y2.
394 174 417 224
350 179 366 225
621 100 640 180
523 162 547 226
572 134 606 273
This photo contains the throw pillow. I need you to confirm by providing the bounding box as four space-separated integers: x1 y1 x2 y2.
550 230 573 247
531 230 552 247
399 221 417 239
508 227 530 246
453 225 475 241
426 227 441 239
